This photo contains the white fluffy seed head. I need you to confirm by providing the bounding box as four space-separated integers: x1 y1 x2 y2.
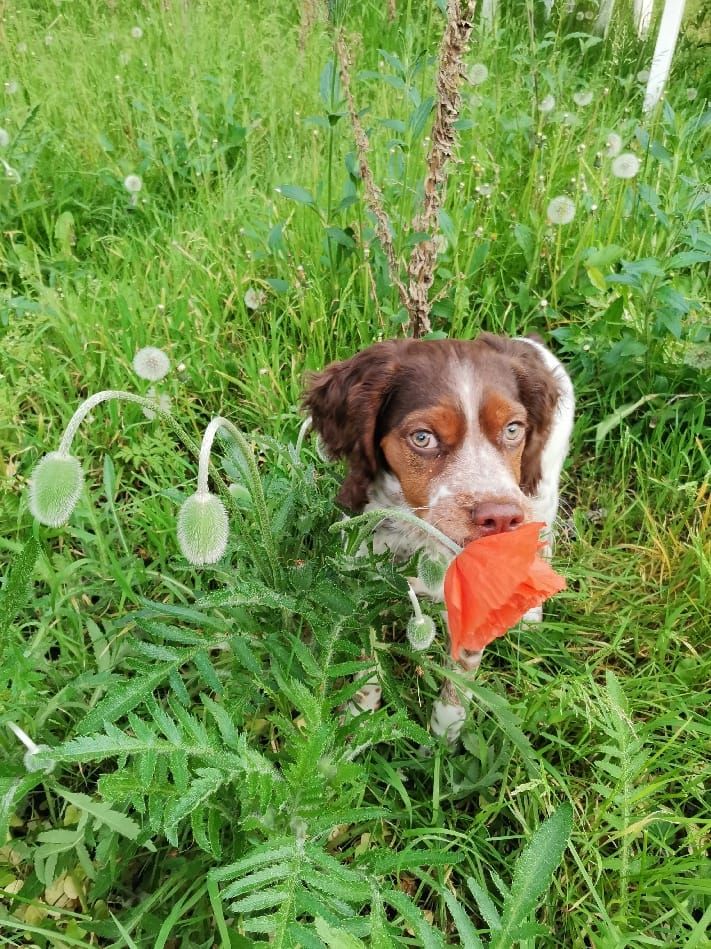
0 128 9 148
123 173 143 194
28 452 84 527
130 26 143 39
133 346 170 381
177 492 229 566
243 287 266 311
142 386 172 420
539 94 556 113
573 90 593 107
546 195 576 225
468 63 489 86
406 614 437 652
605 132 623 157
611 152 641 179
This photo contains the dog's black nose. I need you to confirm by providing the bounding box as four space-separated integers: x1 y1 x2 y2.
471 502 524 536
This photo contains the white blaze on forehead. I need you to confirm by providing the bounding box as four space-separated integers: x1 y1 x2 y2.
428 360 523 505
453 360 481 430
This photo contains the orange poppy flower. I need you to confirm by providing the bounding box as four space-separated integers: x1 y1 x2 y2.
443 522 566 660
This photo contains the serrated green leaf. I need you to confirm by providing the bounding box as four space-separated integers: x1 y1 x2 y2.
490 804 573 949
383 889 444 949
164 768 225 845
196 579 298 613
221 863 292 901
467 875 501 930
230 887 290 913
54 786 140 839
210 840 297 882
0 536 40 634
440 885 486 948
315 917 366 949
78 664 178 734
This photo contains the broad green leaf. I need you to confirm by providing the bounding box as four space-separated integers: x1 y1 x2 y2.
490 803 573 949
275 184 316 205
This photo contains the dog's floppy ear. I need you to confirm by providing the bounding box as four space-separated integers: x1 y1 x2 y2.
303 341 403 510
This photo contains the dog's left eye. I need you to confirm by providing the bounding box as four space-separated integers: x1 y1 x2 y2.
504 422 525 442
410 430 437 450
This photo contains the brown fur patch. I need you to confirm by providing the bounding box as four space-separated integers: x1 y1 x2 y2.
380 403 466 509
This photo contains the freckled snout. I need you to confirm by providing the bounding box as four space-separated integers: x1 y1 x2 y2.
470 501 524 536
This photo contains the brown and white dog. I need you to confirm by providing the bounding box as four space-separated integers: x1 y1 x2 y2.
305 333 574 742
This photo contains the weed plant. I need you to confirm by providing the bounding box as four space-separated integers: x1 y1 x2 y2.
0 1 709 946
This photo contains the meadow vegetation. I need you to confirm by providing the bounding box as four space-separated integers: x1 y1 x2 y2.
0 0 709 945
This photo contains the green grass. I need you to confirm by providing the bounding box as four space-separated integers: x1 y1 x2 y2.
1 1 709 945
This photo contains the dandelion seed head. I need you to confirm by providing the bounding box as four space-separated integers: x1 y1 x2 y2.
0 128 9 148
686 88 698 101
29 452 84 527
605 132 623 157
130 25 143 39
476 183 494 197
243 287 266 311
546 195 576 225
573 90 593 107
539 94 556 113
123 174 143 194
142 387 172 420
4 80 20 95
611 152 641 179
133 346 170 381
433 234 448 255
177 492 229 566
636 69 650 83
16 42 28 54
682 343 711 370
468 63 489 86
44 34 54 46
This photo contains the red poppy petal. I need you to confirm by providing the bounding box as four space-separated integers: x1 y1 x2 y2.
444 522 566 660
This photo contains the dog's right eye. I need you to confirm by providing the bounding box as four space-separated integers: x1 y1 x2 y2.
410 430 437 450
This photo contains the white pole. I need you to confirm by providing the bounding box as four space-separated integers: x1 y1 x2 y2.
643 0 687 113
480 0 496 29
594 0 617 36
634 0 655 39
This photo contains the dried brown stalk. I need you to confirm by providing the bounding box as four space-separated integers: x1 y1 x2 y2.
406 0 476 337
387 0 397 22
337 0 476 338
299 0 324 51
336 32 412 317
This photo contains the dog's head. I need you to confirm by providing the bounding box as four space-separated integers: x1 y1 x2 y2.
303 335 560 547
